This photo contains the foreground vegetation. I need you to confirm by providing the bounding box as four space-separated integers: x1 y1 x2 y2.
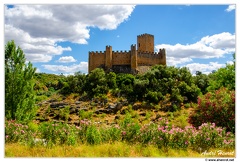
5 142 235 157
5 40 235 157
5 118 235 154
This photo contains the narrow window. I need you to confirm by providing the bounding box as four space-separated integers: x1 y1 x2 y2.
139 43 140 47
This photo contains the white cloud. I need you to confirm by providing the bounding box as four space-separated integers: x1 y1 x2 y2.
25 54 53 62
167 57 193 66
225 5 235 12
57 56 77 63
42 62 88 74
226 61 234 65
155 32 235 66
199 32 235 50
5 24 72 62
36 68 41 73
185 62 225 75
5 5 135 63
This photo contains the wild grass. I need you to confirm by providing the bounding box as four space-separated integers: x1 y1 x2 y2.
5 142 235 158
5 142 234 157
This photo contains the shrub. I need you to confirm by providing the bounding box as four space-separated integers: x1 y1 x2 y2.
100 126 121 143
35 95 48 103
86 125 101 145
59 106 70 121
188 88 235 133
145 91 161 104
38 122 77 146
5 120 235 151
79 109 93 120
5 119 35 144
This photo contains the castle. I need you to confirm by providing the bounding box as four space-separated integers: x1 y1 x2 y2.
88 33 166 74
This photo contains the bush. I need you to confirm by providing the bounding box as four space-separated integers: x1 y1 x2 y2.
86 125 101 145
188 88 235 133
79 109 93 120
38 122 77 146
5 119 35 144
145 91 162 104
5 120 235 151
59 106 70 121
100 126 121 143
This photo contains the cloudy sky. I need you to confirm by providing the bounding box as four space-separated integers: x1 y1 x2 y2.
4 4 236 75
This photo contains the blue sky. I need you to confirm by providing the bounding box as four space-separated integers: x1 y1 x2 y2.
4 4 236 75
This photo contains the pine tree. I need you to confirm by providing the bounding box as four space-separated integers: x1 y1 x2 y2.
5 40 37 123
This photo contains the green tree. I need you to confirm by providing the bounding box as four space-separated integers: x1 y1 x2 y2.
106 72 117 89
193 71 210 94
207 54 235 91
5 40 37 122
84 68 108 97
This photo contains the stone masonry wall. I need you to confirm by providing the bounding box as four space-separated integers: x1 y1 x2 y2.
88 34 166 73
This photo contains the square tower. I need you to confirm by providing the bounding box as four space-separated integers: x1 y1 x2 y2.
137 33 154 53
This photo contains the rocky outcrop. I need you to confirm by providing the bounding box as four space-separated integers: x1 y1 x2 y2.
50 102 68 108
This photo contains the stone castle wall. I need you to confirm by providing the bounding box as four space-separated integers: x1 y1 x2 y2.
112 50 131 65
88 34 166 74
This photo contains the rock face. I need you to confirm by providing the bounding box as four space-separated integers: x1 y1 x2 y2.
95 102 125 114
36 98 130 125
50 102 68 108
108 102 123 113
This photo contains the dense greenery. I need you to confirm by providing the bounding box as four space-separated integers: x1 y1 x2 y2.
189 88 235 133
5 41 235 156
32 54 235 108
37 65 202 110
5 119 235 151
5 40 37 123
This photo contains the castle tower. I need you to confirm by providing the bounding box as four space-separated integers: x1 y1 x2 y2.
137 33 154 53
159 48 166 65
105 45 112 69
131 44 137 71
88 52 93 72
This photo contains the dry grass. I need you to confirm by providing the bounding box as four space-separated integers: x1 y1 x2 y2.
5 143 235 158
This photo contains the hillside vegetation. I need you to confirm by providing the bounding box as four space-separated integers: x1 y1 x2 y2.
5 40 235 157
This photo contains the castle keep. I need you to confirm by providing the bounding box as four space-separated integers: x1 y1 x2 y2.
88 33 166 74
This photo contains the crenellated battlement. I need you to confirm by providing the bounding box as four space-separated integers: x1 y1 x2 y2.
137 33 154 38
89 51 106 55
88 33 166 74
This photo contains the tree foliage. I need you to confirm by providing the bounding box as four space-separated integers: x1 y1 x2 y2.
189 88 235 133
83 68 108 98
207 54 235 91
5 40 37 122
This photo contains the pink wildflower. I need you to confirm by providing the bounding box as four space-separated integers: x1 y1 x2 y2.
122 131 126 135
158 127 163 131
